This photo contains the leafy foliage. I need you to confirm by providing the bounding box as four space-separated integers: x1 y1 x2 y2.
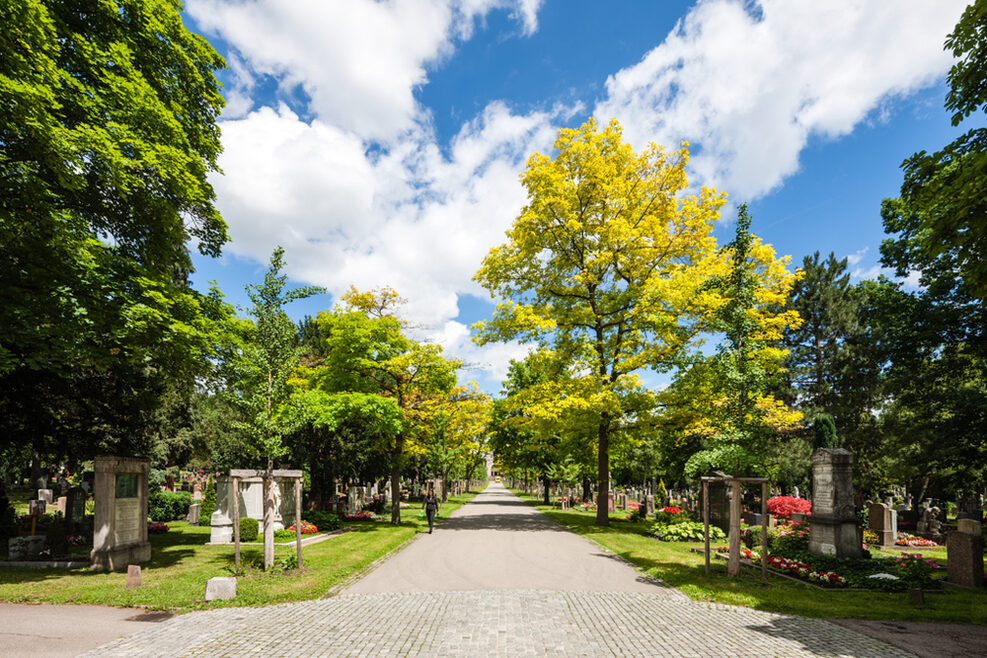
475 118 728 524
649 520 724 542
148 491 191 522
239 517 259 542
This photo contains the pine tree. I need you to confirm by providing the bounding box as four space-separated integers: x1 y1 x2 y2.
781 252 858 420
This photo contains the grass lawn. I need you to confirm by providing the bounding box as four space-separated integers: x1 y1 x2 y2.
514 491 987 625
0 488 480 612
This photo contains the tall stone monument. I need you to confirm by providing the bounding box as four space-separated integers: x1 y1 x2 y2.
90 456 151 571
808 449 862 559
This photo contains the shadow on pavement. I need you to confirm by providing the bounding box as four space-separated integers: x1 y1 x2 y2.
438 513 569 532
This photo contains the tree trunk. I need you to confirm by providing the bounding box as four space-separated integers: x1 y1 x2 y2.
441 467 449 503
263 459 275 569
595 416 611 526
542 475 550 506
582 477 591 502
390 436 404 525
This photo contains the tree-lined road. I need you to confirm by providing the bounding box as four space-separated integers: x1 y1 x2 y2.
345 482 661 593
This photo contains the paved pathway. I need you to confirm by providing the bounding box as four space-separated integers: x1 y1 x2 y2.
82 483 913 657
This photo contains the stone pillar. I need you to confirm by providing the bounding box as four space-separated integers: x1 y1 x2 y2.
90 456 151 571
644 494 655 518
808 449 862 559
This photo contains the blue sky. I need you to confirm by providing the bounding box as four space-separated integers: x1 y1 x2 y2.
183 0 971 395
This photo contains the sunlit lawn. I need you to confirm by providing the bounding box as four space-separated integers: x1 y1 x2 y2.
0 489 480 612
514 491 987 625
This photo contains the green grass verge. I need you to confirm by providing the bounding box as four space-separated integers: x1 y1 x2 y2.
0 488 481 612
513 491 987 625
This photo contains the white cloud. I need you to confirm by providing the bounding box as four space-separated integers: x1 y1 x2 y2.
212 100 557 338
595 0 967 200
188 0 543 142
845 247 868 267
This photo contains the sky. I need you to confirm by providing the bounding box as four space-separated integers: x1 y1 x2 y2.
182 0 972 395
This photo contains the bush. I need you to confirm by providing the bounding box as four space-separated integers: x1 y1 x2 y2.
45 521 69 556
766 496 812 520
649 520 725 542
273 528 296 541
147 521 169 534
742 525 776 550
239 517 259 542
287 521 318 534
301 510 340 531
0 490 18 542
148 491 192 522
772 521 810 555
198 479 216 526
653 507 690 525
812 413 839 450
862 529 879 545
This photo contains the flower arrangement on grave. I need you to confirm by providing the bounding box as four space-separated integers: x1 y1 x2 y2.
343 512 377 521
741 550 847 586
896 552 939 588
286 521 318 534
895 532 937 547
661 506 682 515
147 522 169 534
766 496 812 520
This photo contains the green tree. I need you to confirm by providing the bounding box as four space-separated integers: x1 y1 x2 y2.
0 0 229 468
229 247 324 469
474 118 728 526
893 0 987 299
301 289 458 524
673 205 802 478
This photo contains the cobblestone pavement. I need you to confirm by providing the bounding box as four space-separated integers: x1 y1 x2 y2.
81 589 913 657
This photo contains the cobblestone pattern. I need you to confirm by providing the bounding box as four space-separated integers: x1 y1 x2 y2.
80 590 913 657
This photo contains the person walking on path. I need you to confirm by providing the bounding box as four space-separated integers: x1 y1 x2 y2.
422 489 439 533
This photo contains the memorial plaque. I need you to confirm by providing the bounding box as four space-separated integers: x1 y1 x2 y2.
113 498 141 545
115 473 138 499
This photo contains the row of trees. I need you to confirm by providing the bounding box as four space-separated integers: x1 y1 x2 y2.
481 2 986 524
0 1 490 523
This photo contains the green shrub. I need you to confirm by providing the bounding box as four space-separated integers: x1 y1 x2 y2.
239 517 259 542
862 529 879 545
742 525 776 550
301 510 340 531
649 520 725 542
45 521 69 556
812 413 839 450
772 522 810 555
198 479 216 526
273 528 296 541
148 491 192 522
0 490 18 542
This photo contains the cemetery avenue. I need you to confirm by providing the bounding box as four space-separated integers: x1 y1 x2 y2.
78 484 911 657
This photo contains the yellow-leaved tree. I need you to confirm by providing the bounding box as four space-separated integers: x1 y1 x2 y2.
667 204 804 478
474 118 728 526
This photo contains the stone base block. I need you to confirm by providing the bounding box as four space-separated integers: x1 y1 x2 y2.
90 542 151 572
809 517 862 559
877 529 895 547
205 576 237 601
8 536 46 561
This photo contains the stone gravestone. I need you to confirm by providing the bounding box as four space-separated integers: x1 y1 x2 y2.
211 476 291 543
868 502 896 547
37 489 53 505
947 531 984 588
186 502 201 525
808 449 862 559
916 506 943 541
644 494 655 518
706 478 731 534
607 490 616 513
956 497 981 521
957 518 981 536
348 487 362 515
90 456 151 571
65 486 85 524
618 493 627 510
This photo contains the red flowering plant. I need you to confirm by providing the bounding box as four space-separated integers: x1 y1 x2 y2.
286 521 318 534
766 496 812 520
147 522 169 534
661 506 682 514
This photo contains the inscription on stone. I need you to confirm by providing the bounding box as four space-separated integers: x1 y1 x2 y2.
114 498 141 545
